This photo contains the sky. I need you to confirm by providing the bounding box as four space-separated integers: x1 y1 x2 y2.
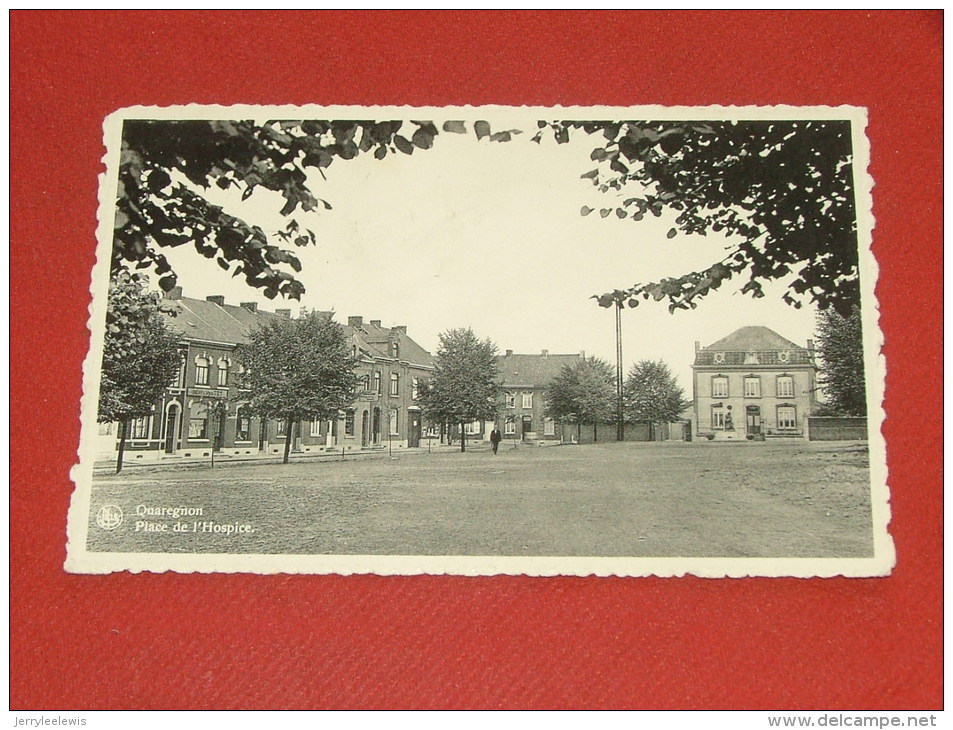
160 119 819 394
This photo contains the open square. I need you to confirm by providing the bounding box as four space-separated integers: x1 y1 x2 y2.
87 440 872 559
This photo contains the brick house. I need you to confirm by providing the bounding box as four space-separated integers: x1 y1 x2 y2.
95 289 434 462
692 326 817 440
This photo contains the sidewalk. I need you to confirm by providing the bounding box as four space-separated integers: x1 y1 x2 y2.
92 440 496 475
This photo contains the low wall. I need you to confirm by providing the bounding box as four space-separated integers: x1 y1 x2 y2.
806 416 868 441
562 422 689 444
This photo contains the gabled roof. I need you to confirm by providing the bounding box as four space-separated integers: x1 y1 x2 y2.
345 320 434 368
694 326 813 367
496 352 585 387
163 297 288 345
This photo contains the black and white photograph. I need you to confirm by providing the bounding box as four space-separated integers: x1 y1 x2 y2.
66 104 891 577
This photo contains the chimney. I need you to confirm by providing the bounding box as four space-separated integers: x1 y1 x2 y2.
505 349 513 356
392 325 407 334
370 320 381 328
240 302 258 313
806 339 814 351
694 340 700 352
275 309 291 319
579 350 586 359
348 316 363 328
541 349 548 357
206 295 225 306
164 286 183 301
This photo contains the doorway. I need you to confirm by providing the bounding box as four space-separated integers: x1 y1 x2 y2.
163 403 180 454
746 405 762 436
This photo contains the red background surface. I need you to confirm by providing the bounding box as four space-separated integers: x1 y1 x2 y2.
10 11 942 710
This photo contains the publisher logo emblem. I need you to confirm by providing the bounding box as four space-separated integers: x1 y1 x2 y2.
96 504 123 530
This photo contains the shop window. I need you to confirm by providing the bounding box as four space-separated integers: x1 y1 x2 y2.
189 403 208 440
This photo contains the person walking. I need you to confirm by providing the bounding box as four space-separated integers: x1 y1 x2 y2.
490 427 502 455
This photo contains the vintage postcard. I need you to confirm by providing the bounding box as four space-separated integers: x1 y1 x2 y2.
66 104 892 577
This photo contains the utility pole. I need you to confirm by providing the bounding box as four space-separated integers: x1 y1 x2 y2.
616 301 625 441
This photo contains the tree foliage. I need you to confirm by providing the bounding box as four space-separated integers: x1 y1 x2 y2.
572 119 859 316
116 116 859 315
115 118 517 299
624 359 689 425
417 328 500 452
544 357 615 429
814 306 866 416
98 271 183 473
235 310 357 462
98 271 182 424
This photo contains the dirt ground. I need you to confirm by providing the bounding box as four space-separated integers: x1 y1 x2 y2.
86 440 874 558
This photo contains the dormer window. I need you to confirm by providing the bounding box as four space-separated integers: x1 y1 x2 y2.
391 341 400 358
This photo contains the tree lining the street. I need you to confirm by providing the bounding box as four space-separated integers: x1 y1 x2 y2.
417 328 500 452
235 309 357 463
98 271 183 473
624 360 690 432
813 306 867 417
115 116 860 314
544 357 615 442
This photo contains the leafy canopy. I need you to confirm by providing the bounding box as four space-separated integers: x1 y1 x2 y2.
235 310 358 423
116 116 859 315
418 328 500 426
624 359 689 424
544 357 615 426
98 271 182 423
813 306 867 416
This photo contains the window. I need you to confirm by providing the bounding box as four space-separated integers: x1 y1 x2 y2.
172 353 186 388
711 376 729 398
544 418 556 436
344 410 355 436
777 406 798 430
777 376 794 398
374 372 382 394
504 417 516 435
711 407 725 430
411 377 419 400
522 392 533 409
391 341 400 358
506 392 516 409
236 407 250 442
131 416 150 439
195 356 210 386
390 372 399 397
743 377 761 398
310 418 322 437
389 408 399 435
277 419 287 436
217 357 230 386
360 374 370 392
189 403 208 439
465 420 481 435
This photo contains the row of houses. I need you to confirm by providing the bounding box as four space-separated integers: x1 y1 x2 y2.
95 290 820 462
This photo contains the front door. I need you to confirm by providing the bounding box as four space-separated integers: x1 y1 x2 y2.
522 415 533 440
408 413 421 448
746 405 761 436
361 410 369 447
164 404 180 454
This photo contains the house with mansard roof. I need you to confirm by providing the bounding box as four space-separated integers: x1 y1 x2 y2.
692 325 817 440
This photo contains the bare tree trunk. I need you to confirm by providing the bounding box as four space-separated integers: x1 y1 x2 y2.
593 421 598 443
283 417 294 464
116 419 128 474
460 421 466 452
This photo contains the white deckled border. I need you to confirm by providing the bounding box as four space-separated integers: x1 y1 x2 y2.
66 104 892 578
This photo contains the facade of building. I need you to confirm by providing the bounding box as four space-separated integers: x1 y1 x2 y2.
96 289 434 462
492 350 586 443
692 326 817 440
